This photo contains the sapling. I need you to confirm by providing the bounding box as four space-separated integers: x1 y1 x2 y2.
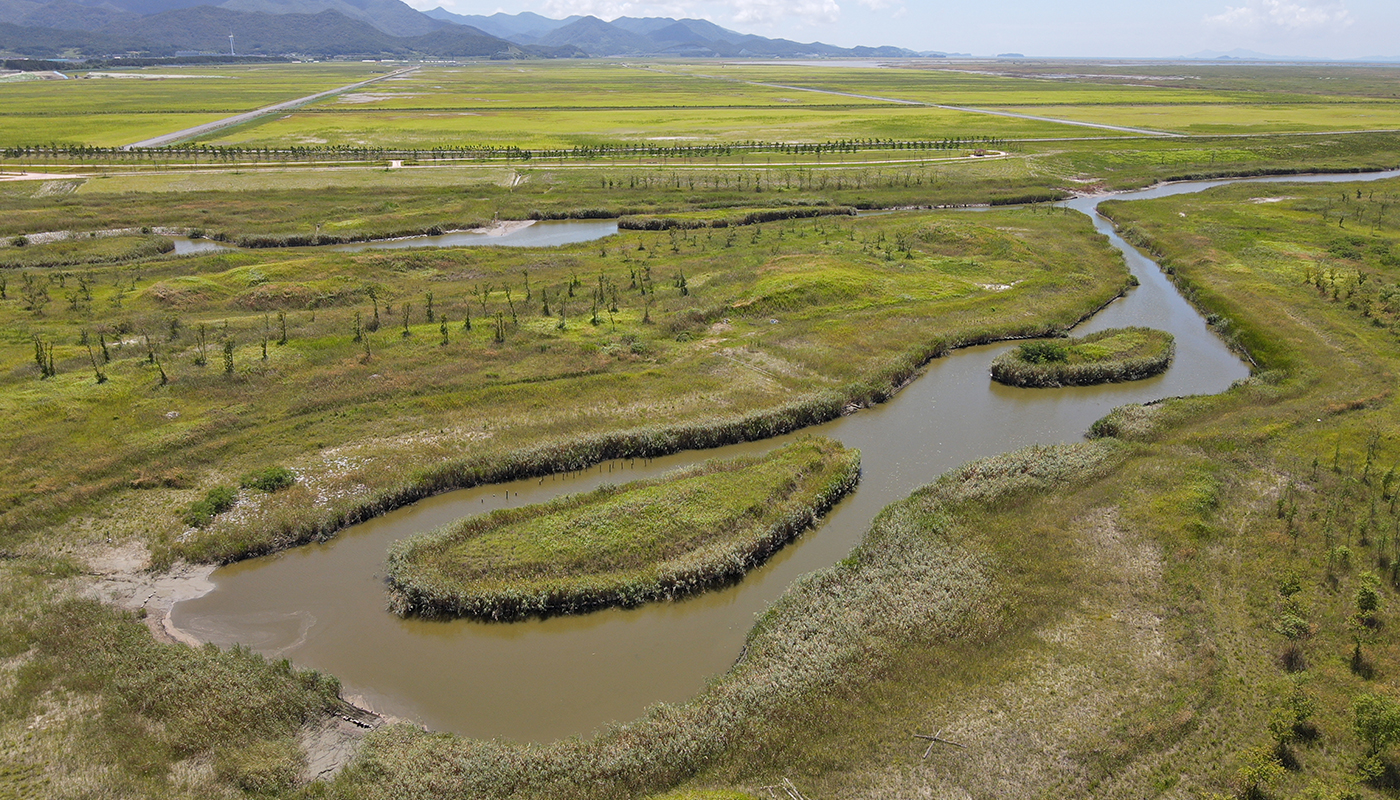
277 311 288 345
194 324 207 366
440 320 449 346
364 286 380 332
425 291 434 323
84 335 106 384
222 339 234 375
401 303 412 338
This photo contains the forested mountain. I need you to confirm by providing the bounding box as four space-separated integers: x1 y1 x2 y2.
0 0 910 59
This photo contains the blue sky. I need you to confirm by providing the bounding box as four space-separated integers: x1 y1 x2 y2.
409 0 1399 58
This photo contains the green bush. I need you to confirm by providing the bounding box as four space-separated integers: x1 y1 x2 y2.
240 466 297 493
183 484 239 528
1017 340 1069 363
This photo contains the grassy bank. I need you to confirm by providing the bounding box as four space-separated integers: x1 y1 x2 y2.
989 326 1174 387
385 438 860 620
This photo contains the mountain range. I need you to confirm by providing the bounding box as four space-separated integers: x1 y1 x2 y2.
0 0 916 59
425 9 914 58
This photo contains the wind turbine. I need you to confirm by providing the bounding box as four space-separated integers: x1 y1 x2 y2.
229 33 235 56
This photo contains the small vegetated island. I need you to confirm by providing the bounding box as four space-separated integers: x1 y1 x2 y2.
989 326 1174 388
385 437 860 620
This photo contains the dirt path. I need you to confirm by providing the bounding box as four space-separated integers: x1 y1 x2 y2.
657 65 1184 138
122 67 419 150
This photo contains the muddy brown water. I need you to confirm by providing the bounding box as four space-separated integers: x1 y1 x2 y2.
172 171 1400 742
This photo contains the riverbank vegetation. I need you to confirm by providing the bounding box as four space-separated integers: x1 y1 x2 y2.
989 326 1174 387
386 438 859 619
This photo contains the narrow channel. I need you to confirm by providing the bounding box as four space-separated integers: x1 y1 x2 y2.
171 170 1399 742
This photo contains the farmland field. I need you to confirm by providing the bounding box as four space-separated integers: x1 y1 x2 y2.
3 57 1400 800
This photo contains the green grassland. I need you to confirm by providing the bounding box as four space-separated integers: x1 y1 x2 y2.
990 326 1175 387
385 437 860 619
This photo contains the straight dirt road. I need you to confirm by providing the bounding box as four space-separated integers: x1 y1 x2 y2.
121 66 418 150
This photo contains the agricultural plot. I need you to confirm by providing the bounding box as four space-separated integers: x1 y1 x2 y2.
321 62 893 109
1001 103 1400 135
202 103 1098 150
0 63 385 147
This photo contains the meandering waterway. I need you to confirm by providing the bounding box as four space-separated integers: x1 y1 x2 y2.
171 170 1400 742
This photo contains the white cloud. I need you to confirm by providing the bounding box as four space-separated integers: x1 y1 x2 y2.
1205 0 1352 31
724 0 841 26
540 0 698 19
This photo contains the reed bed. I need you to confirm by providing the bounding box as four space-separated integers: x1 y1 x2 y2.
618 207 856 231
989 326 1174 388
332 441 1122 800
385 438 860 620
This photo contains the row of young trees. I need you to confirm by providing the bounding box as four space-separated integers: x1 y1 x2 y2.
1 136 1006 166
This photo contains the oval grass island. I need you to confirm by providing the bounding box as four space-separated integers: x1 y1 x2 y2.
385 438 860 620
990 326 1175 388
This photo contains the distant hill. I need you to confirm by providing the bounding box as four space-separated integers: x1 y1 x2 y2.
430 10 916 58
0 3 912 60
15 0 139 30
423 8 577 44
535 15 654 55
218 0 442 37
0 4 578 57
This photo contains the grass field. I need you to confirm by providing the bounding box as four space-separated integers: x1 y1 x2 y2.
385 437 860 619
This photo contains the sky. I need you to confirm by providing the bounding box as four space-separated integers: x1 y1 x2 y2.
408 0 1400 59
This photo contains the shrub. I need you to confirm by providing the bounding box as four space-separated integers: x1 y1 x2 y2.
240 466 297 493
1017 340 1068 364
183 485 238 528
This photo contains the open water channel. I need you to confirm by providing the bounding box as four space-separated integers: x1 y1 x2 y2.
171 170 1400 742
